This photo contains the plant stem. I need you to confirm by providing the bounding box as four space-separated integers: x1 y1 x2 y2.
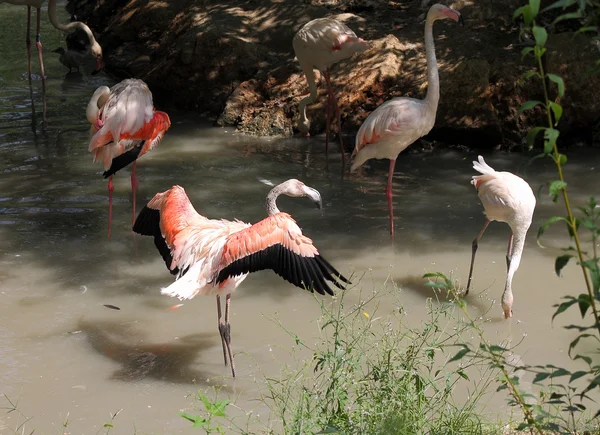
533 37 600 335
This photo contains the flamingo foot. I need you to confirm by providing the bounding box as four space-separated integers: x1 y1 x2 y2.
108 176 114 239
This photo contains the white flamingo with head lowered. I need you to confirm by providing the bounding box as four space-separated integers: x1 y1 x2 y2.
0 0 103 82
133 179 350 378
293 17 369 164
350 3 463 236
466 156 536 319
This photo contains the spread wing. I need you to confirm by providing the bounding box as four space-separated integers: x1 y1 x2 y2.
216 213 350 295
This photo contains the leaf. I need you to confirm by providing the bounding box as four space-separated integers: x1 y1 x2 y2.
457 369 469 380
544 128 560 153
527 127 546 149
521 46 535 58
576 26 599 34
555 254 573 276
514 5 534 26
211 400 230 417
532 26 548 47
449 347 469 362
537 215 568 248
549 180 567 202
489 345 508 353
103 423 114 428
179 412 207 429
556 153 567 165
548 101 563 125
518 100 543 117
541 0 576 12
547 74 565 97
552 296 578 321
533 372 551 383
570 371 589 382
552 10 584 26
549 368 571 378
521 70 539 82
529 0 541 15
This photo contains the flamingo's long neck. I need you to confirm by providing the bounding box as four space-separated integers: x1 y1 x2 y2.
47 0 98 52
502 226 528 318
297 64 318 133
423 14 440 109
86 87 109 124
266 185 284 216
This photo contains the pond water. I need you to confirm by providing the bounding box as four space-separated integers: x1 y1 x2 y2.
1 2 600 434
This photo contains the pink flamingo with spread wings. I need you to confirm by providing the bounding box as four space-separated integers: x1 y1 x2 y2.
466 156 536 319
133 179 350 378
351 4 463 235
86 79 171 238
293 17 368 163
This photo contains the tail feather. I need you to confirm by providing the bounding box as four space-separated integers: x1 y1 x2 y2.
102 142 143 178
133 205 179 276
472 155 496 176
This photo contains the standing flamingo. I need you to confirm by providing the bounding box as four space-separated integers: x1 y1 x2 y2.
87 79 171 238
350 4 463 235
466 156 536 319
293 18 368 164
132 179 350 377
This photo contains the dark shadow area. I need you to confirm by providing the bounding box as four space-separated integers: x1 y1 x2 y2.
77 318 227 386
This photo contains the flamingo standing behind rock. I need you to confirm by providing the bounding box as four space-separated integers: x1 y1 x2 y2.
86 79 171 238
133 179 350 378
293 17 369 163
351 4 463 236
466 156 536 319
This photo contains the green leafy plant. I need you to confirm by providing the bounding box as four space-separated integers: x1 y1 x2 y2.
180 392 229 434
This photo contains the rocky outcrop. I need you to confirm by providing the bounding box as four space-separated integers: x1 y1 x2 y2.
66 0 600 148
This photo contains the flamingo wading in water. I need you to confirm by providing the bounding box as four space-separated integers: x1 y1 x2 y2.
351 4 463 236
466 156 536 319
87 79 171 238
132 179 350 378
293 18 368 164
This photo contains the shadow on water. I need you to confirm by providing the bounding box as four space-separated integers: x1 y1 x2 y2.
77 319 223 386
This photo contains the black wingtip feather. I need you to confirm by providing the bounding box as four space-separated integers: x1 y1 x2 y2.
102 143 143 178
216 244 349 296
133 206 179 276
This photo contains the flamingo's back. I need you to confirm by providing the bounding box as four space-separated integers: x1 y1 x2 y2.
293 18 368 71
471 156 536 227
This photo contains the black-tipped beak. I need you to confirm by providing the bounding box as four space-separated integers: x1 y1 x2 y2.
91 55 104 75
458 15 464 26
304 187 322 210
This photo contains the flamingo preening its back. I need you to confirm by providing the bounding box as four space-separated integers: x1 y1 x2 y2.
293 17 369 163
466 156 536 319
133 179 350 377
87 79 171 238
351 4 463 236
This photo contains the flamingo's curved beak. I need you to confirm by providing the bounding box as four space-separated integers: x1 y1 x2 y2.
92 55 104 75
303 186 322 210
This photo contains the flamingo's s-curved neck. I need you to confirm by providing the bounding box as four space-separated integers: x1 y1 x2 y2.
86 87 109 124
297 63 319 132
47 0 97 50
423 15 440 109
266 185 284 216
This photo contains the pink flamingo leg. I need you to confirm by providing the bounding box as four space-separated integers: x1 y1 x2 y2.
216 295 228 367
35 8 46 123
26 6 32 80
324 69 346 165
108 176 114 239
324 72 331 158
386 159 396 236
131 161 139 225
466 219 491 295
